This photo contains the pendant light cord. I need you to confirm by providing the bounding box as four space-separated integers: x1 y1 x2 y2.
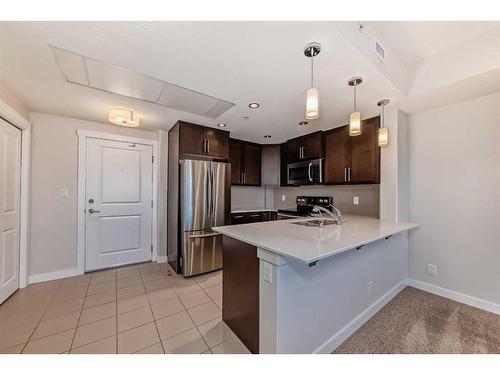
310 56 314 88
353 84 357 112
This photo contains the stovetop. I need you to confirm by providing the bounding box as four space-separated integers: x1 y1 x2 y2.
277 196 334 217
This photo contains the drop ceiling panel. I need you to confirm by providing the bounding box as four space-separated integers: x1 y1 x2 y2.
51 47 89 85
85 59 164 102
158 83 219 117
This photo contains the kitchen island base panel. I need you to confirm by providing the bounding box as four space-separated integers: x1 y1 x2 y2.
258 231 409 353
222 235 259 354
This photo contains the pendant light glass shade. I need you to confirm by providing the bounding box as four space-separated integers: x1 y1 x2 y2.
378 127 389 147
306 88 319 119
349 111 361 136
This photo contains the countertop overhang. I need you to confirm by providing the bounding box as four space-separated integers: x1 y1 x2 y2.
213 215 419 264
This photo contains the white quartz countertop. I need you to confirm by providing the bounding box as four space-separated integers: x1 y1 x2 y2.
231 208 277 214
213 215 419 264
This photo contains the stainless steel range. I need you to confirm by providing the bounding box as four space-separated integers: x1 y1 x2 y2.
277 196 334 220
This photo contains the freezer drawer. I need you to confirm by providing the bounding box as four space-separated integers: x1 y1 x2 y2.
182 230 223 277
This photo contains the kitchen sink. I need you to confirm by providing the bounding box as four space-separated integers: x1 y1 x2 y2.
291 219 338 227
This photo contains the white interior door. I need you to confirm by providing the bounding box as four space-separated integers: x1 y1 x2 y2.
0 118 21 304
85 138 153 271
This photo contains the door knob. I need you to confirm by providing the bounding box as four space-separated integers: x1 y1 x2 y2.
88 208 101 213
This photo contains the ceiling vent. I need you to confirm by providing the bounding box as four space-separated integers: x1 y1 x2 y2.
375 41 386 63
50 45 235 119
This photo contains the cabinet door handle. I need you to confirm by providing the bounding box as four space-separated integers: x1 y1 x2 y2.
344 168 347 182
206 139 210 153
308 162 313 182
302 147 305 159
348 168 352 182
243 173 246 184
249 214 260 218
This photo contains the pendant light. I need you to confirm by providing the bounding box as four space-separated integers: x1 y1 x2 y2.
348 77 363 136
304 42 321 120
377 99 390 147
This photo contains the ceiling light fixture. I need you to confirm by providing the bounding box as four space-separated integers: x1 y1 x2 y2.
299 121 309 126
304 42 321 120
217 123 226 127
249 102 260 109
348 77 363 136
108 107 139 127
377 99 390 147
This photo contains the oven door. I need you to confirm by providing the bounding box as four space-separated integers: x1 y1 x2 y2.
287 159 322 185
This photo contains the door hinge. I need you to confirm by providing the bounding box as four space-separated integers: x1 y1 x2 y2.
152 155 154 163
151 200 153 208
151 244 153 253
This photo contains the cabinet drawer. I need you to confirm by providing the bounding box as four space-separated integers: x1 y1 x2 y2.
231 211 276 224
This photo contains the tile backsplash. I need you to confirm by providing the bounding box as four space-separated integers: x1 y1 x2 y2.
232 185 379 218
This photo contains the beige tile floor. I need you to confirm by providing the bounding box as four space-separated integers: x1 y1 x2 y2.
0 262 250 354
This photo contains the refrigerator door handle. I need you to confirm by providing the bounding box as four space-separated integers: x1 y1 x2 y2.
188 231 222 239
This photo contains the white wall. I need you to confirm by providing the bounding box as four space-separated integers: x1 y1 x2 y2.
0 84 30 122
408 92 500 305
29 113 158 278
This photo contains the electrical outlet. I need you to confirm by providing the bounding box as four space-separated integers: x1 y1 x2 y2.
281 194 286 202
353 196 359 205
427 264 437 276
60 188 69 199
263 262 273 283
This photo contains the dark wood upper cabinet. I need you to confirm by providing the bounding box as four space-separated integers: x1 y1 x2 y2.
284 131 323 164
323 116 380 185
178 121 229 160
229 138 261 186
243 142 262 186
349 117 380 184
229 139 242 185
205 127 229 159
324 126 349 184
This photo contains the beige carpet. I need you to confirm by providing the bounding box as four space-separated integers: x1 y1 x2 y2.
334 287 500 354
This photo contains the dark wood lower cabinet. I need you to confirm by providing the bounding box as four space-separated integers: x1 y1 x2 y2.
222 235 259 354
231 210 277 224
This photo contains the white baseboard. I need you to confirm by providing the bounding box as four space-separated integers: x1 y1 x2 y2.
314 280 407 353
28 268 81 284
406 279 500 315
156 256 168 264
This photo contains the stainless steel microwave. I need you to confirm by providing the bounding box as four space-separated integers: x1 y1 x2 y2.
287 159 323 185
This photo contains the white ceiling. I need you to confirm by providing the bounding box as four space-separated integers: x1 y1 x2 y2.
372 21 498 64
0 21 497 143
0 22 402 143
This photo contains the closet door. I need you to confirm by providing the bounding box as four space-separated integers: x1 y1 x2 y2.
0 118 21 304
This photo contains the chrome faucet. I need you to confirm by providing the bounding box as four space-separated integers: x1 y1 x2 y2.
312 205 343 225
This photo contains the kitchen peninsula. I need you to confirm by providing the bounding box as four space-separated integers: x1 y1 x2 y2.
213 215 418 354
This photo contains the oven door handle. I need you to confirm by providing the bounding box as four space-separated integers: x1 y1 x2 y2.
308 162 313 182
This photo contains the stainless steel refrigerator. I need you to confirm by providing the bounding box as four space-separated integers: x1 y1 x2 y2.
170 159 230 277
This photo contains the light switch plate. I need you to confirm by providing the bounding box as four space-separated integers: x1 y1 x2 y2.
353 196 359 205
281 195 286 202
60 188 69 199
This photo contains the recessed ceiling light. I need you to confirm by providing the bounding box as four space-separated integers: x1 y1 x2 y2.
217 123 226 127
249 102 260 109
264 135 272 138
243 116 250 120
299 121 309 126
